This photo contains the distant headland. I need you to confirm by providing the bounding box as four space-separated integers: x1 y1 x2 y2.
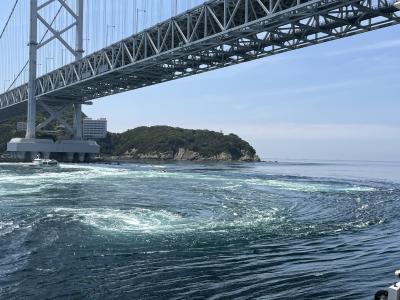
97 126 260 162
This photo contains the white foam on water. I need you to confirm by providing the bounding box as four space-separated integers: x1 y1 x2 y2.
53 207 184 233
0 163 382 195
0 221 13 230
0 165 131 187
0 221 20 236
150 165 168 169
0 163 31 167
245 178 376 192
345 186 376 192
0 164 227 188
0 184 52 197
51 206 282 235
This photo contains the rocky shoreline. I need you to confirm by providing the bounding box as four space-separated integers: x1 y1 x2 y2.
103 147 260 162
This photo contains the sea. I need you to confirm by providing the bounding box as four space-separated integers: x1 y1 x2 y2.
0 160 399 299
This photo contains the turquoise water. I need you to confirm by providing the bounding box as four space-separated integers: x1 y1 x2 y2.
0 160 399 299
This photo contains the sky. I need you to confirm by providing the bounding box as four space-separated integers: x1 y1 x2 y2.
85 26 400 161
1 2 400 161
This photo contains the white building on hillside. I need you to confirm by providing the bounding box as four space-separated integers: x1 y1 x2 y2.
83 118 107 139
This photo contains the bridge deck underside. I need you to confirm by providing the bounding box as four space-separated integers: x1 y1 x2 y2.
0 0 398 121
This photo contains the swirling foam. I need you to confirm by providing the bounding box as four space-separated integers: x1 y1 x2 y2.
52 206 281 235
53 207 183 233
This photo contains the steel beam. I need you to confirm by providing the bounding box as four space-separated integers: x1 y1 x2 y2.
0 0 399 121
75 0 84 60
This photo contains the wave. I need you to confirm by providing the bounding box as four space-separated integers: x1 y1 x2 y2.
0 221 20 236
0 164 378 195
245 178 376 192
0 163 387 240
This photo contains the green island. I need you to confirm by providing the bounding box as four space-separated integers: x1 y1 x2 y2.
98 126 260 162
0 116 260 162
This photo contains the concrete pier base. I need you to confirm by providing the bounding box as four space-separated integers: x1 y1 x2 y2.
66 152 74 162
7 138 100 162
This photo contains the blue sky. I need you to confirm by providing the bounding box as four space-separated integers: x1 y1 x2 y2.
85 26 400 161
1 2 399 161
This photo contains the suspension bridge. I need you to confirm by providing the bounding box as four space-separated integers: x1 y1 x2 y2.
0 0 399 161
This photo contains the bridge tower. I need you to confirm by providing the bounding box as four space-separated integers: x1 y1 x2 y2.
7 0 99 162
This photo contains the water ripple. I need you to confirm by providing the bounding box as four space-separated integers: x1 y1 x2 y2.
0 162 398 299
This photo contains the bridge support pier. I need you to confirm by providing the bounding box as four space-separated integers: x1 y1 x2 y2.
7 138 99 162
7 98 100 162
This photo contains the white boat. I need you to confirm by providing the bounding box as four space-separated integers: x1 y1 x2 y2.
32 155 59 166
375 270 400 300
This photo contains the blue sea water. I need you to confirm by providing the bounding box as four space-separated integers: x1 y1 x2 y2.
0 160 399 299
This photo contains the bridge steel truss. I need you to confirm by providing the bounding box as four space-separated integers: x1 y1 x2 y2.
0 0 399 121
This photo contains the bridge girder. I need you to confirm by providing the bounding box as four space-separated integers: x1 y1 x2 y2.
0 0 399 121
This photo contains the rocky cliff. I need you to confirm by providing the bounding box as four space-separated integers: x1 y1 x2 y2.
118 147 260 162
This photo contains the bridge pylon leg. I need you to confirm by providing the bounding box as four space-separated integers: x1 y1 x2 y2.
26 0 38 139
73 0 84 140
73 103 83 140
26 0 84 140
